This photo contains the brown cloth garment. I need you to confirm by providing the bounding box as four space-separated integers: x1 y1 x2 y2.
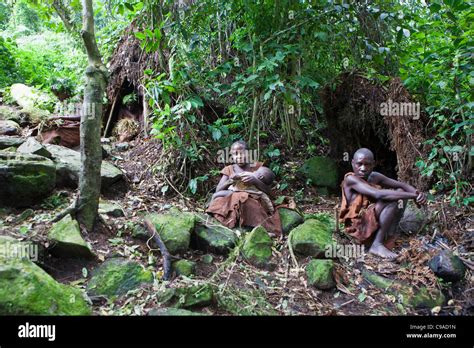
206 162 282 235
339 172 380 245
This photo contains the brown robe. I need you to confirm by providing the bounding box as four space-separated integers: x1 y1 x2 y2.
339 172 380 245
206 162 282 235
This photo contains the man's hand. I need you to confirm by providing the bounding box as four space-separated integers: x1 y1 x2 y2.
240 172 256 184
415 191 427 205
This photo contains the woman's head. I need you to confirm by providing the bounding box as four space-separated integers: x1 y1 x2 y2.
231 140 248 166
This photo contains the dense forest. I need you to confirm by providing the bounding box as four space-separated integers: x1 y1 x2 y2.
0 0 472 318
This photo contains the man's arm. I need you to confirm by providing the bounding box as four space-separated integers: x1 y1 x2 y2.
216 175 233 192
347 175 418 202
370 172 427 205
240 172 271 195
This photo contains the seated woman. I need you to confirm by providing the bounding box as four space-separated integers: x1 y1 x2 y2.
206 140 282 236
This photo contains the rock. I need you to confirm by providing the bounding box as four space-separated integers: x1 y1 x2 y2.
175 284 214 308
306 259 336 290
242 226 273 268
0 257 91 315
10 83 55 112
114 142 129 152
172 260 196 277
17 137 52 158
146 210 196 254
429 250 466 283
363 270 445 309
193 223 237 254
299 156 338 189
0 152 56 207
86 258 153 298
200 254 213 264
44 144 123 189
279 208 304 234
0 136 24 149
148 307 204 316
289 218 333 257
130 223 149 241
48 215 94 259
398 201 427 234
98 201 125 217
0 120 20 136
0 105 22 124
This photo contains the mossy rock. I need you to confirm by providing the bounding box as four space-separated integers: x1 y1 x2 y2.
306 259 335 290
429 250 466 283
44 144 123 189
193 222 237 255
98 201 125 217
0 257 91 315
17 137 52 158
0 119 20 136
172 259 196 277
146 210 196 254
278 208 304 235
48 215 94 259
86 257 153 298
0 152 56 207
299 156 338 188
289 219 333 257
398 201 427 234
0 136 24 149
242 226 273 268
156 283 214 309
148 307 205 316
363 270 445 309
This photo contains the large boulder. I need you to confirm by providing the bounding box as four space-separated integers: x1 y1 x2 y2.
0 152 56 207
279 208 304 235
429 250 466 283
0 257 91 315
17 137 52 158
146 210 196 254
242 226 274 268
193 222 237 255
289 218 333 257
0 136 24 149
299 156 338 189
48 215 94 259
0 120 21 136
44 144 123 189
86 258 153 298
306 259 336 290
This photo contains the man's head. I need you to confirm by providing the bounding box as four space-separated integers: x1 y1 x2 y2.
231 140 248 166
351 148 375 179
255 166 275 185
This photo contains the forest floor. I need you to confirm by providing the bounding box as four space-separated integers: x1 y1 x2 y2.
0 137 472 316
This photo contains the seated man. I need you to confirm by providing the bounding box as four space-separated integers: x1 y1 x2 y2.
339 148 427 259
211 166 275 214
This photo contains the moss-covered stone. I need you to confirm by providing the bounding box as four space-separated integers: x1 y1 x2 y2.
0 152 56 207
86 257 153 298
299 156 338 188
146 210 196 254
0 119 20 136
98 201 125 217
48 215 94 259
175 284 214 308
44 144 123 189
0 257 91 315
0 136 24 149
17 137 52 158
429 250 466 283
306 259 335 290
242 226 273 268
279 208 304 235
398 201 427 234
363 270 445 309
172 259 196 277
289 219 333 257
148 307 205 316
193 223 237 254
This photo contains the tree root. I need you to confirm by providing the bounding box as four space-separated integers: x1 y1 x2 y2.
144 218 173 280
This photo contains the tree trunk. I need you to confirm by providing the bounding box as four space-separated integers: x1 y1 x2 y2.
76 0 108 231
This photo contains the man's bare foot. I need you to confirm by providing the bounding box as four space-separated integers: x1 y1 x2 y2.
369 243 398 260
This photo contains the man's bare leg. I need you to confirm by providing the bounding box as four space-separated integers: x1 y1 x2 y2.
369 197 405 259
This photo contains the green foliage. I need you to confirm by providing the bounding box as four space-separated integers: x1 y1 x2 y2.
0 37 21 88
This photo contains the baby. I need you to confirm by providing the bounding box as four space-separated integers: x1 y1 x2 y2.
212 166 275 214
